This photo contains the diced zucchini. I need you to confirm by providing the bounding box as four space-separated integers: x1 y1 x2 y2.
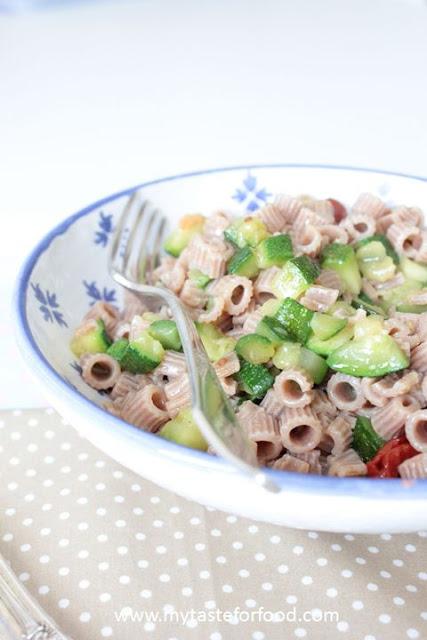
380 279 427 313
235 334 275 364
321 243 361 295
299 347 329 384
353 317 385 339
351 293 386 316
400 256 427 283
352 415 385 462
196 323 236 362
188 269 211 288
107 338 129 364
258 298 281 317
224 217 268 248
327 333 409 377
272 256 320 299
328 301 358 318
121 331 165 373
356 234 399 265
256 315 294 346
306 324 354 356
235 361 274 399
255 234 293 269
272 342 301 370
148 320 182 351
164 214 205 257
356 241 396 283
310 312 347 341
275 298 314 344
158 407 208 451
70 319 111 358
227 246 259 278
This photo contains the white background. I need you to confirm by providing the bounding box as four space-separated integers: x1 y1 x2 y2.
1 0 427 408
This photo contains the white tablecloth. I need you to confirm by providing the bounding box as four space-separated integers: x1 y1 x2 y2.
1 0 427 405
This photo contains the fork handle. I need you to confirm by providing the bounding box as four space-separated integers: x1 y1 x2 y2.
0 554 71 639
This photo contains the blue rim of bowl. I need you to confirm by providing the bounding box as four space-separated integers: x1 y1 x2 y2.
14 163 427 499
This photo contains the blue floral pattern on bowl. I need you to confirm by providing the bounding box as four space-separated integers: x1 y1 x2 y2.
31 283 68 327
232 173 271 212
83 280 117 306
94 211 114 247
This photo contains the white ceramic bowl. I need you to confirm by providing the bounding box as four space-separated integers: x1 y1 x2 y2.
14 164 427 533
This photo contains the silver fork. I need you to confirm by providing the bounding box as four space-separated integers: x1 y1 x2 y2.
109 192 280 493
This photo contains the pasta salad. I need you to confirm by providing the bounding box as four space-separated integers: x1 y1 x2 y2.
70 192 427 479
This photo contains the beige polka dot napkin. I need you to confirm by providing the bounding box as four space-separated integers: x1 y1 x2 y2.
0 408 426 640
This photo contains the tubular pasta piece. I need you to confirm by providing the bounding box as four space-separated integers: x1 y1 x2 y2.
279 406 322 454
164 375 191 418
219 376 237 396
155 351 187 379
180 279 208 308
294 449 323 474
319 224 349 247
260 388 284 418
83 301 119 335
121 290 146 322
386 223 422 259
415 232 427 263
80 353 121 391
129 315 151 341
113 321 130 341
398 452 427 479
232 300 257 327
257 203 286 233
311 199 334 223
237 401 282 464
311 388 338 421
321 415 354 456
199 296 225 323
242 309 264 335
405 410 427 453
294 224 322 258
203 211 231 239
187 235 228 279
121 384 169 432
273 369 313 408
273 194 302 224
410 342 427 374
254 267 281 297
327 373 366 412
111 372 150 400
315 269 342 291
341 212 376 242
371 395 421 441
213 351 240 378
270 453 310 473
361 378 387 408
372 371 420 398
327 449 367 477
210 275 253 316
352 192 388 220
300 285 339 312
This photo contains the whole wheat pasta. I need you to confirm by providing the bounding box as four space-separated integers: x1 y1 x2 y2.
273 368 313 408
237 401 282 464
410 342 427 374
352 192 388 220
180 279 208 308
294 450 322 475
129 315 151 341
83 301 119 335
415 232 427 263
386 223 422 259
121 384 169 432
111 372 150 400
292 207 317 236
203 211 231 238
157 261 186 294
211 275 253 316
232 299 256 326
300 285 339 312
320 415 354 456
327 449 367 477
342 212 376 242
121 290 146 322
327 373 366 412
198 296 225 323
273 194 302 224
390 205 423 229
311 388 338 421
213 351 240 378
186 235 227 279
315 269 342 291
270 453 310 473
164 375 191 417
374 272 405 293
398 453 427 479
242 309 264 335
311 199 335 223
254 267 281 298
371 395 421 440
219 376 238 396
294 224 322 258
417 313 427 342
347 308 367 325
260 388 284 418
361 278 380 302
155 350 187 379
257 203 286 232
279 406 322 454
104 397 125 417
360 377 387 408
216 312 233 333
405 410 427 453
372 371 420 399
319 224 349 247
113 321 131 341
422 376 427 404
80 353 121 390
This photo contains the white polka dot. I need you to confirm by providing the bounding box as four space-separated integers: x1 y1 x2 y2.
182 587 192 596
174 531 184 540
381 533 392 541
135 532 146 541
131 483 141 492
96 483 106 491
101 627 113 637
407 629 420 639
23 518 33 527
79 612 91 622
316 558 328 566
216 556 226 564
60 442 71 451
418 572 427 580
380 570 391 579
98 534 108 542
38 586 49 595
24 493 35 502
379 614 391 624
117 546 128 556
331 544 342 551
294 629 307 638
205 601 216 610
58 567 70 576
25 469 36 478
344 534 355 541
113 469 123 478
59 512 70 520
337 621 349 632
10 431 21 440
326 588 338 598
19 572 30 582
79 579 90 589
210 634 222 640
232 541 243 550
21 543 31 552
262 582 273 591
44 430 55 439
270 535 281 544
7 482 18 491
245 599 256 608
58 539 69 548
302 576 313 585
119 575 130 585
352 600 364 610
211 528 221 537
99 593 111 603
341 570 353 578
293 545 304 555
115 519 126 528
420 612 427 620
153 520 164 528
77 550 89 559
364 636 376 640
5 508 16 517
177 558 188 567
255 553 266 561
405 544 416 553
248 525 258 534
252 633 265 640
278 564 289 574
39 555 50 564
132 507 143 516
159 574 170 583
367 583 378 591
114 495 124 503
9 456 20 465
44 456 55 464
356 557 366 565
98 562 109 571
406 584 418 592
58 599 69 609
144 621 156 631
60 466 71 474
222 584 233 593
393 559 404 567
140 589 152 598
286 595 297 604
394 597 405 606
41 503 52 512
60 488 71 497
77 522 89 531
226 515 237 523
190 516 201 525
239 569 250 578
368 546 379 554
3 533 13 542
308 531 318 538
